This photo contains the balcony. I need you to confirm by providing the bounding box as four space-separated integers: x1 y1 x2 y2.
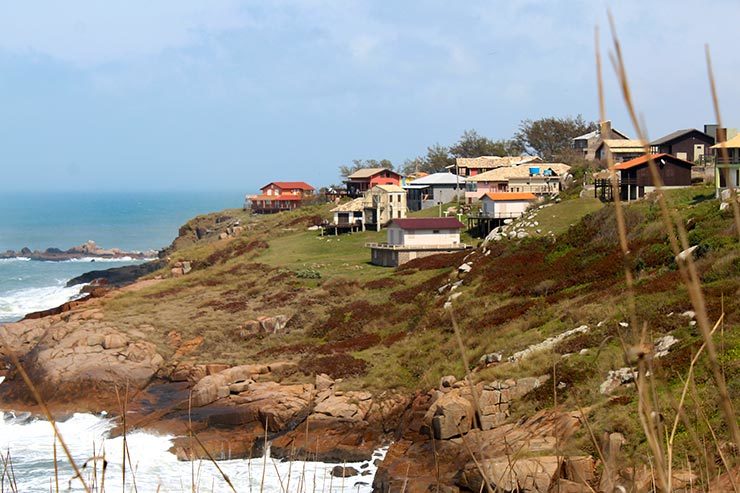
365 242 468 251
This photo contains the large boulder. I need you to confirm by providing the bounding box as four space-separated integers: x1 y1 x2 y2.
458 456 560 492
423 393 474 440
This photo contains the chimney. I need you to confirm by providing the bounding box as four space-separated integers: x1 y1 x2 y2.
600 120 612 139
704 124 718 142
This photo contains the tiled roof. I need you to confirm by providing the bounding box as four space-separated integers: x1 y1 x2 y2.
331 197 364 212
466 163 571 182
347 168 400 179
601 139 647 153
614 153 693 170
373 184 405 192
390 217 465 230
262 181 314 191
483 192 537 201
711 134 740 149
453 155 542 170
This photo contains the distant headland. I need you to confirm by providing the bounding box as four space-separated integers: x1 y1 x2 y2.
0 240 157 262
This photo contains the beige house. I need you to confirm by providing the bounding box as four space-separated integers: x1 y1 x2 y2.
711 134 740 197
450 155 542 177
362 184 407 230
367 217 468 267
464 163 571 202
595 139 647 163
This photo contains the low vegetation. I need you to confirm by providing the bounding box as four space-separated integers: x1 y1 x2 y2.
96 184 738 478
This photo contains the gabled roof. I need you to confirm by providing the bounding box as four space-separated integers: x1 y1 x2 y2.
347 168 400 179
598 139 647 154
482 192 537 201
466 163 571 182
711 134 740 149
403 172 463 186
373 184 405 193
390 217 465 230
614 153 693 171
331 197 364 212
573 128 630 141
452 155 542 170
262 181 314 191
651 128 713 146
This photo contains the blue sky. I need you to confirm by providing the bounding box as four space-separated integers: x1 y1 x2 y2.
1 1 739 192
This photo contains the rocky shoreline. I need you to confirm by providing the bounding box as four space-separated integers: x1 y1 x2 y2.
1 240 157 262
0 281 597 492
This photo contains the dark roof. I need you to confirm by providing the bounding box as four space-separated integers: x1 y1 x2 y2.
650 128 714 146
390 217 465 230
614 153 693 171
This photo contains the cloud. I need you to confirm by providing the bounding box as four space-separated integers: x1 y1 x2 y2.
0 1 252 66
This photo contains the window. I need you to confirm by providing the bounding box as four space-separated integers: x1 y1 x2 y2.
433 229 440 234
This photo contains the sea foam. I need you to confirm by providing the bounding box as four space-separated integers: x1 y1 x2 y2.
0 411 384 492
0 283 85 322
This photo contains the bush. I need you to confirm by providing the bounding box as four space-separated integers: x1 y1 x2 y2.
295 268 321 279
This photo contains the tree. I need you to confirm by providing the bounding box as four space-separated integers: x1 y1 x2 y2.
449 130 520 158
401 143 455 175
514 115 596 161
339 159 394 178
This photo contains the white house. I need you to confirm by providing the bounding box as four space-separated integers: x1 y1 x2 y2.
367 217 468 267
480 192 537 219
403 172 464 211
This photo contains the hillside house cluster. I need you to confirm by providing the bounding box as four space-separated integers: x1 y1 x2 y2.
584 122 739 201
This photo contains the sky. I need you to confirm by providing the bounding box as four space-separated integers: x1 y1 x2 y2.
1 1 739 192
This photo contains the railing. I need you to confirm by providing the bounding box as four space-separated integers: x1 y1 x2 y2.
716 157 740 166
468 212 523 220
365 242 468 250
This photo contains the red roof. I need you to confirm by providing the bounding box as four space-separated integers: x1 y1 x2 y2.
483 192 537 201
261 181 315 191
251 194 303 201
390 217 465 230
614 153 692 170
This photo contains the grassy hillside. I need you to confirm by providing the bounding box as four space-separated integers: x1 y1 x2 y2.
98 186 739 466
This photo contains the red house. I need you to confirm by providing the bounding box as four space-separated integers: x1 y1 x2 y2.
344 168 402 197
249 181 315 213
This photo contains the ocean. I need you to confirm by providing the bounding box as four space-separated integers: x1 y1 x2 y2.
0 191 244 323
0 191 382 491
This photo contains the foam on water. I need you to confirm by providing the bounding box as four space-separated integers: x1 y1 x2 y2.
0 411 385 492
0 282 85 322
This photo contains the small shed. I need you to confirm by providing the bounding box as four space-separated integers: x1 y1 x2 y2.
480 192 537 218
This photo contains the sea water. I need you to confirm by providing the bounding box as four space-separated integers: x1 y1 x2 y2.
0 411 385 492
0 191 243 323
0 191 384 492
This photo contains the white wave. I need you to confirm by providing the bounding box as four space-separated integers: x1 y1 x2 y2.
0 412 386 492
0 283 85 321
0 257 31 263
52 256 155 263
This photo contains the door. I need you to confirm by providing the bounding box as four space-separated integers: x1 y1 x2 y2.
693 144 705 162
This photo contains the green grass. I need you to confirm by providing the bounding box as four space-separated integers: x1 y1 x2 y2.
521 196 604 237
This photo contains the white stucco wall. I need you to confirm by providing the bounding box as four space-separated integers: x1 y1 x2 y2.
481 199 530 218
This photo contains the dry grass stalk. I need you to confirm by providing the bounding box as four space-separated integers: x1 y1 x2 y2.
595 25 640 340
0 331 91 493
605 13 740 456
